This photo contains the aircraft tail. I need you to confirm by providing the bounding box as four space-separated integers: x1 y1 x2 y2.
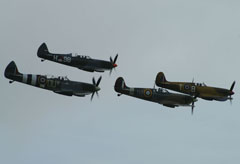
114 77 129 92
37 42 49 57
155 72 167 85
4 61 21 79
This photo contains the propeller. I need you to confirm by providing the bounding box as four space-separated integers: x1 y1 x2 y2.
109 54 118 75
91 76 102 101
191 95 198 115
229 81 235 104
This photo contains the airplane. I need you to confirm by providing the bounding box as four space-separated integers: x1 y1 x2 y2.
4 61 102 100
114 77 198 113
155 72 235 102
37 43 118 74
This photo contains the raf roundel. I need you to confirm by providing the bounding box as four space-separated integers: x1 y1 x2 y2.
144 89 153 98
184 84 190 90
38 76 47 85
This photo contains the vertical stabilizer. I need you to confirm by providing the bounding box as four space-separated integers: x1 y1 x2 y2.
4 61 21 79
37 42 49 57
155 72 167 85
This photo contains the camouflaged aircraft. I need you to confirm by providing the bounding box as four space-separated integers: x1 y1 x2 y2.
5 61 101 100
114 77 197 113
155 72 235 102
37 43 118 74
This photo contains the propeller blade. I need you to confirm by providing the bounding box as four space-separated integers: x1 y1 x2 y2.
110 57 113 63
113 54 118 64
96 91 99 97
230 81 236 91
109 69 112 76
91 92 95 101
191 105 194 115
92 77 96 86
191 96 197 115
96 76 102 86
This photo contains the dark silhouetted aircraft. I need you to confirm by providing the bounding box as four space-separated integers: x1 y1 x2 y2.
5 61 101 99
115 77 197 113
155 72 235 102
37 43 118 74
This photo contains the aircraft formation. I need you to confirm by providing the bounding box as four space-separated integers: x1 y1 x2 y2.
5 43 236 114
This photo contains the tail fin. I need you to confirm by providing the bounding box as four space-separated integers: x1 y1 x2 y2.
114 77 128 92
37 42 49 57
4 61 21 78
155 72 167 85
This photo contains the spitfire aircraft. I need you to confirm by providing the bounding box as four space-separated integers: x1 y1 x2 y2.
114 77 197 113
37 43 118 74
5 61 101 100
155 72 235 102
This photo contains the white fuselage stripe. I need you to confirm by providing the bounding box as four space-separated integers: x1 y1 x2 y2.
22 74 28 83
31 75 37 86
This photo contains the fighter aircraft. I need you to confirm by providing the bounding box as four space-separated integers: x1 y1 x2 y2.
114 77 197 113
155 72 235 102
37 43 118 74
5 61 101 99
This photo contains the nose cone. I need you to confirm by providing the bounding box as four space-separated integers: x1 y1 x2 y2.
230 91 234 95
113 63 118 68
95 86 101 91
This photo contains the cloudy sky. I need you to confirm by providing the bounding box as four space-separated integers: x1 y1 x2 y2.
0 0 240 164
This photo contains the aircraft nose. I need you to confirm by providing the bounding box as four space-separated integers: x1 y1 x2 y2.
113 63 118 68
95 86 101 91
230 91 234 95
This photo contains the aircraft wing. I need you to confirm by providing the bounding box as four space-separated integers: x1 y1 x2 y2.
200 95 228 101
78 66 105 72
54 90 87 97
54 90 74 96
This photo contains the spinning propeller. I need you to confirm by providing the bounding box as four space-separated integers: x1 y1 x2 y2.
109 54 118 75
91 76 102 101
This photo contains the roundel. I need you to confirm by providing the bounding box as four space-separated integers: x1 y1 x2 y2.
38 76 47 85
144 89 152 98
184 84 190 90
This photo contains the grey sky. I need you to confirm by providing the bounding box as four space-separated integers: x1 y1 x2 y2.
0 0 240 164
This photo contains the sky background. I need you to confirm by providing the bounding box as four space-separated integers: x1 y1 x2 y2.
0 0 240 164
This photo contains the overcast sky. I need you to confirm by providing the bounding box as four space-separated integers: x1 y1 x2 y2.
1 0 240 164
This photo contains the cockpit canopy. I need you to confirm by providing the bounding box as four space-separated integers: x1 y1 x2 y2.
154 88 169 93
57 76 69 81
195 83 207 87
46 75 69 81
72 53 91 59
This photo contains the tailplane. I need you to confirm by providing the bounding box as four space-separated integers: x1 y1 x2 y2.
114 77 128 92
155 72 167 85
4 61 21 79
37 42 49 57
